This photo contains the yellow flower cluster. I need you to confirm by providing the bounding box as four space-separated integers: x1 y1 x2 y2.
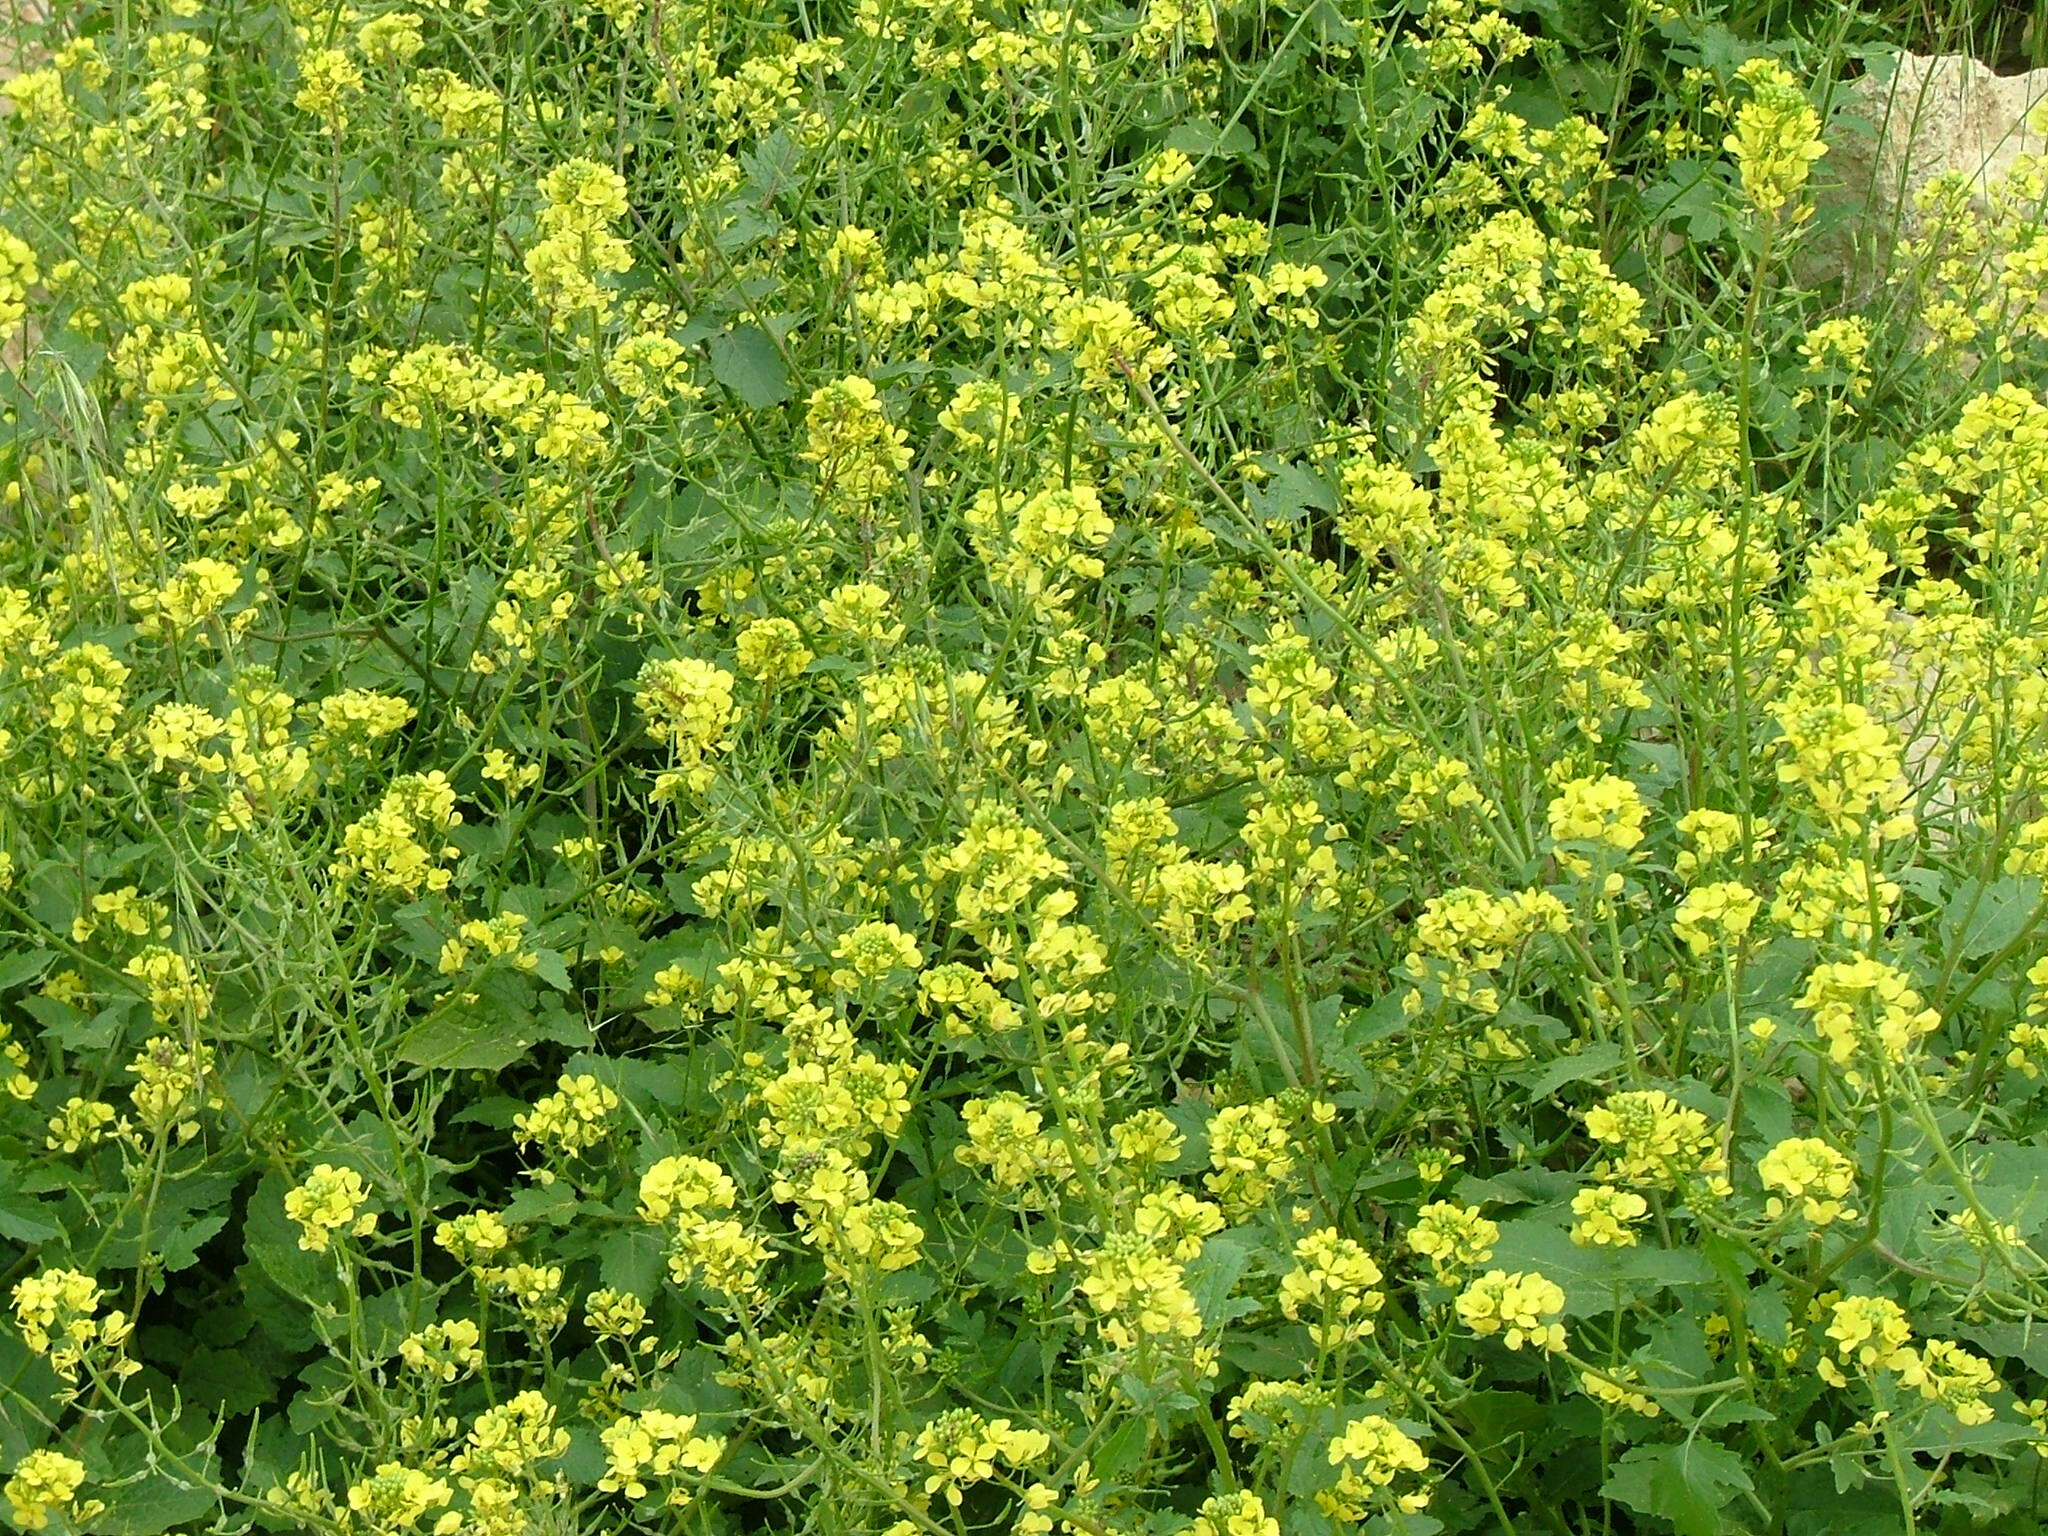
637 1155 770 1299
1570 1185 1649 1247
10 1268 137 1384
513 1073 620 1159
1757 1137 1858 1226
912 1410 1050 1505
525 160 633 327
598 1410 724 1505
398 1318 484 1381
1278 1228 1384 1347
1796 959 1941 1073
285 1164 379 1253
1455 1269 1568 1353
331 771 464 897
634 657 737 798
10 1 2048 1530
1319 1416 1431 1519
1583 1090 1727 1191
3 1451 94 1532
1722 58 1826 224
1406 1201 1499 1279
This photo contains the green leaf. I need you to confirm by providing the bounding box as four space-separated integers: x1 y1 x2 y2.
159 1212 228 1272
1187 1228 1257 1323
395 1008 536 1070
528 947 573 992
87 1466 221 1535
243 1171 339 1306
1601 1441 1754 1536
18 994 121 1050
739 130 802 200
1490 1216 1714 1316
0 948 57 990
708 326 790 408
177 1342 283 1419
1164 118 1257 162
1945 876 2043 961
0 1179 62 1243
558 1426 610 1489
1505 1041 1626 1098
502 1181 580 1227
600 1229 667 1297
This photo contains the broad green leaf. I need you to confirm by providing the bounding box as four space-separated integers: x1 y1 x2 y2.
395 1008 536 1070
1945 876 2043 961
88 1458 223 1536
0 1180 63 1243
708 326 790 408
1601 1441 1754 1536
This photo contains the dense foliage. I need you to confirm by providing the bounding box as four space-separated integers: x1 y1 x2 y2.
6 0 2048 1533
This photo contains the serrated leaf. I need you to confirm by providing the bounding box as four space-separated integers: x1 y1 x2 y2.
600 1229 667 1296
528 947 573 992
395 1010 535 1070
1163 117 1257 162
1187 1228 1257 1323
1602 1441 1754 1536
0 1184 63 1243
1505 1041 1626 1098
243 1171 339 1304
502 1180 580 1227
89 1465 222 1535
1945 875 2043 961
0 948 56 990
709 326 790 408
159 1212 228 1271
1490 1216 1715 1316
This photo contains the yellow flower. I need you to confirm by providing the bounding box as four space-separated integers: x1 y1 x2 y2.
10 1268 137 1383
1581 1366 1662 1417
1722 58 1826 223
1569 1185 1649 1247
1278 1228 1385 1346
1797 959 1940 1069
1320 1416 1431 1519
1758 1137 1858 1225
1826 1294 1914 1374
514 1074 620 1157
398 1319 484 1382
1672 880 1762 954
292 47 363 129
284 1164 378 1253
524 160 633 325
0 228 37 339
45 1097 118 1153
913 1410 1050 1505
452 1391 570 1478
599 1410 724 1505
434 1210 513 1267
1205 1099 1295 1217
4 1450 90 1531
734 617 815 685
634 657 737 796
802 376 910 509
1077 1232 1204 1349
1547 774 1647 855
331 771 463 897
1583 1089 1724 1189
1406 1201 1499 1278
827 920 923 991
1455 1269 1567 1352
1191 1490 1279 1536
1897 1340 2001 1425
345 1463 452 1533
